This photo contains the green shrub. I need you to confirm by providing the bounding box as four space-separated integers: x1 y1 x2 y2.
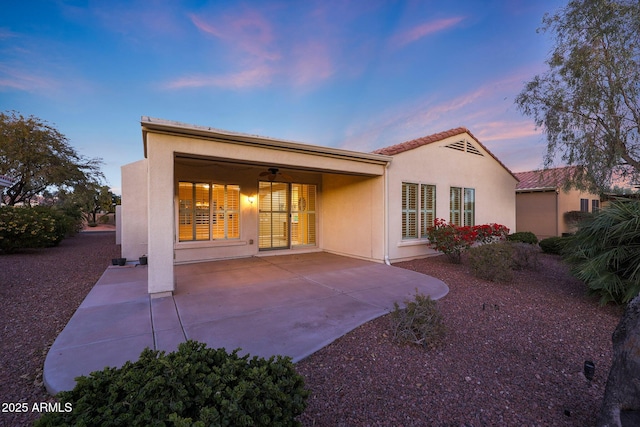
390 291 445 348
0 207 60 253
539 236 567 255
563 201 640 305
506 231 538 245
35 341 309 427
510 242 541 270
467 242 514 282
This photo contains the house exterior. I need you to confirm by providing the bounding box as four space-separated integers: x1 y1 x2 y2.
373 128 518 262
514 166 601 239
121 118 517 294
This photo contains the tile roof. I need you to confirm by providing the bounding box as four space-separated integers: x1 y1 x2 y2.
514 166 579 190
372 127 470 156
372 127 518 181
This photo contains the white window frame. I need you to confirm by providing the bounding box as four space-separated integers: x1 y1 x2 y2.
178 181 240 242
450 186 475 227
402 182 436 240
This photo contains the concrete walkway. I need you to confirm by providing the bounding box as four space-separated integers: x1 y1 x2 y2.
43 252 449 395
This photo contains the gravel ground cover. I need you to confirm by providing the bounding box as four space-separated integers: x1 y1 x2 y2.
0 231 119 427
296 253 623 426
0 234 623 426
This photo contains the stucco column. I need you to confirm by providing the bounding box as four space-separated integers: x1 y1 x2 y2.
146 138 175 294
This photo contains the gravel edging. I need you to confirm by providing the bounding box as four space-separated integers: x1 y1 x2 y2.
0 236 623 426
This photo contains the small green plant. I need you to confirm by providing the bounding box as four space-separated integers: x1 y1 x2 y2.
35 340 309 427
390 291 445 348
506 231 539 245
467 242 514 282
0 207 58 253
539 236 567 255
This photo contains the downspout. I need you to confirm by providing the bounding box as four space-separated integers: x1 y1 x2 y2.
556 188 560 236
384 161 391 265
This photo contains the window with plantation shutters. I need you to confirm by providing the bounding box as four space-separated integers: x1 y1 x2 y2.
178 182 240 241
464 188 475 227
450 187 462 226
450 186 475 227
402 183 418 239
420 184 436 237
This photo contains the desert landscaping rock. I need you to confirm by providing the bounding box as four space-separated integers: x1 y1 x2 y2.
0 233 623 426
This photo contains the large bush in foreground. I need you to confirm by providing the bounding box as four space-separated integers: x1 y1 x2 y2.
35 341 309 427
563 201 640 305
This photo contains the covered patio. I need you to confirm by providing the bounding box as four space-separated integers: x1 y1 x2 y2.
121 117 393 295
43 252 448 395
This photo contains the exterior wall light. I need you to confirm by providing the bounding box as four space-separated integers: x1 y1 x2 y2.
247 196 255 204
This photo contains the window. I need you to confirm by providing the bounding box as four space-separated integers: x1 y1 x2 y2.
450 187 475 226
420 184 436 237
580 198 589 212
464 188 475 227
450 187 461 226
179 182 240 241
592 199 600 213
402 183 436 239
402 183 418 239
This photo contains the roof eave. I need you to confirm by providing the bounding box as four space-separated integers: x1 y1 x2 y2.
141 117 392 165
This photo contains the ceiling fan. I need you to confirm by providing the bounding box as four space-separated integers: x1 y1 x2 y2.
259 167 293 182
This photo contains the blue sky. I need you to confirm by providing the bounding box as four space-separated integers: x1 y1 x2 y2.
1 0 567 194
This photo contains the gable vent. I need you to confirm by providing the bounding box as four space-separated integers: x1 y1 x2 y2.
445 139 484 157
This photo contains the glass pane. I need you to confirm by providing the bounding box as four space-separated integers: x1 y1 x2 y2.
194 183 210 240
450 187 461 226
421 184 435 237
464 188 475 226
402 183 418 238
259 182 289 249
292 184 316 246
178 182 194 241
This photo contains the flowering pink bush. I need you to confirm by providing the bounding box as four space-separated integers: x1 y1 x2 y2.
426 218 509 263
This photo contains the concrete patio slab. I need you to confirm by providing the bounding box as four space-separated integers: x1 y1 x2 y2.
43 252 449 395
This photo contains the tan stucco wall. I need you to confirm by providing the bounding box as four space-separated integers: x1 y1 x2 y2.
321 174 385 261
121 160 148 261
558 188 600 235
386 134 518 262
149 132 385 176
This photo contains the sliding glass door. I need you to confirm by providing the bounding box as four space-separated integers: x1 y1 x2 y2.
258 182 316 250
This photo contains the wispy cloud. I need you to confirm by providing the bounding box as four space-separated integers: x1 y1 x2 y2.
392 16 465 47
190 11 280 62
290 41 334 87
0 63 60 92
342 72 542 158
164 65 275 90
0 27 18 39
165 6 339 91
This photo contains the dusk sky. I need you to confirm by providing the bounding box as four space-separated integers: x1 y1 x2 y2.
1 0 567 194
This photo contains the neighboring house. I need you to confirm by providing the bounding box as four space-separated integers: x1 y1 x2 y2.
514 166 601 239
121 118 517 294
